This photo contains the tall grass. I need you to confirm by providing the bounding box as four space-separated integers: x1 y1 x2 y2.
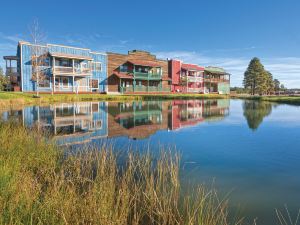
0 122 242 225
276 206 300 225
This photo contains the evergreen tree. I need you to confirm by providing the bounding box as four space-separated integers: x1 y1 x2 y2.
244 58 277 95
266 71 275 95
274 79 280 92
243 57 266 95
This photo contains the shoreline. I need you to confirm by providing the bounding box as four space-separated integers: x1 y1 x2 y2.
0 92 228 110
231 94 300 106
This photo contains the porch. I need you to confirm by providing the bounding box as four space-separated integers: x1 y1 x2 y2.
119 80 170 93
37 76 100 93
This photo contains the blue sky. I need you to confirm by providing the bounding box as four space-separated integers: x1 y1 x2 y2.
1 0 300 87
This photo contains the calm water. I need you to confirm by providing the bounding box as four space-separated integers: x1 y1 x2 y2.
1 99 300 225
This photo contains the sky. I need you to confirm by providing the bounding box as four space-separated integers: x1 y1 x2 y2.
0 0 300 88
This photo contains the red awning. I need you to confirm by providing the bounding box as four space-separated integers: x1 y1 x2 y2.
182 63 204 71
113 72 133 79
127 60 161 67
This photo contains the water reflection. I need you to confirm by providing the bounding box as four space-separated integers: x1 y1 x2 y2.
243 100 273 130
1 99 230 145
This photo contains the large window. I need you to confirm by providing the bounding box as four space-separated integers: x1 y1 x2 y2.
62 77 69 88
56 59 72 67
93 62 102 71
120 64 128 72
90 79 99 89
39 76 50 88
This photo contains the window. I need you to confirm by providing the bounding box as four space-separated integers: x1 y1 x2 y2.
55 77 60 86
90 79 99 89
93 62 102 71
62 77 69 88
56 59 72 67
39 76 50 88
120 65 128 72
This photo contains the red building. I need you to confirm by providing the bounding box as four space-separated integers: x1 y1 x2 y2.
168 59 204 93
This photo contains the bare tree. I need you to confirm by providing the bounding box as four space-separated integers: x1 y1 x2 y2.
29 19 48 97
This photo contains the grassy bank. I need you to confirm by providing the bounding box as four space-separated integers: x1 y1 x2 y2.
0 92 228 110
232 95 300 106
0 122 241 225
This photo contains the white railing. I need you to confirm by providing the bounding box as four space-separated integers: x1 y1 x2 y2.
187 76 203 82
187 88 203 93
53 66 92 75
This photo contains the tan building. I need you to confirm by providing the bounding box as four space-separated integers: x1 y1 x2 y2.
107 50 171 93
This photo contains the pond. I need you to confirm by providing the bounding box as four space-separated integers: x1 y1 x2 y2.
1 99 300 225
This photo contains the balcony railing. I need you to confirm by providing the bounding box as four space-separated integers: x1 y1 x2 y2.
53 66 92 75
204 78 229 83
187 76 203 82
134 71 162 80
6 67 18 75
120 85 170 93
187 88 203 93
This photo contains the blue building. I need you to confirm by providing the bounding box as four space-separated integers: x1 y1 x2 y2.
3 41 107 93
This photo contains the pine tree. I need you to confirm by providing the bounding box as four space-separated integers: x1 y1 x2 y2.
265 71 274 95
274 79 280 92
243 58 276 95
243 57 266 95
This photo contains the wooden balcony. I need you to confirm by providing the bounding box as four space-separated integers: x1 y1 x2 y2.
181 76 203 82
120 85 170 93
53 66 92 76
133 71 162 80
204 78 230 83
187 88 203 93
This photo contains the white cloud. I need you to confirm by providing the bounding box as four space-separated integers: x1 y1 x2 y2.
155 51 300 88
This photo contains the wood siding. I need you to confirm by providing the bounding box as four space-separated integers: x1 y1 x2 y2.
107 50 170 93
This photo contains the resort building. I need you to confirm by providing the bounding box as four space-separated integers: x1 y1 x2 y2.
204 67 230 94
3 42 231 95
107 50 171 93
3 41 107 93
169 59 204 93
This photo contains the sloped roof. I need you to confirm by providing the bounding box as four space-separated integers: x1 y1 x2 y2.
182 64 204 71
49 52 93 60
204 67 229 75
113 72 133 79
127 60 161 67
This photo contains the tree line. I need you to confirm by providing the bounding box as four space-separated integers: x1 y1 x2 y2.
243 57 285 95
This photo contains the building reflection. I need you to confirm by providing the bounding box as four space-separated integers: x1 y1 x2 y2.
1 99 230 144
107 101 171 139
1 102 108 146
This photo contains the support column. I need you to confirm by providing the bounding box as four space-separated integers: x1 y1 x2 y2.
133 65 135 92
72 76 75 93
52 57 56 94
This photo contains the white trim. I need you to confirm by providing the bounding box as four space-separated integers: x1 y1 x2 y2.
93 62 102 72
19 41 105 56
47 43 90 51
90 78 99 90
90 51 107 55
20 44 24 92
